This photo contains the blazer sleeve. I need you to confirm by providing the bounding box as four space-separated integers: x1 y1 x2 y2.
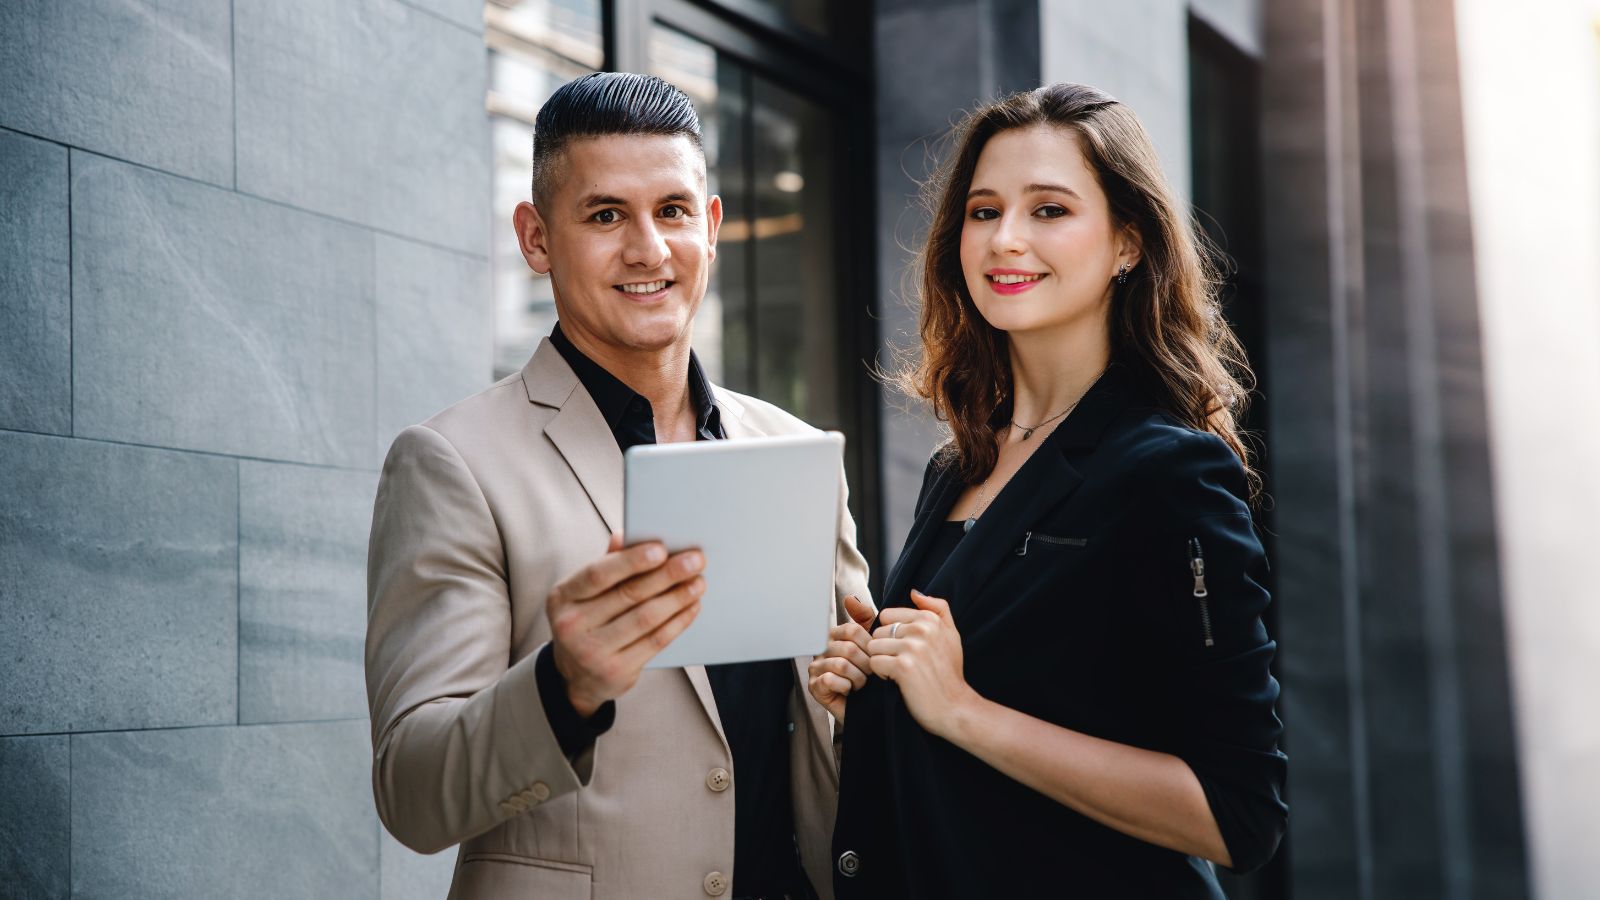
833 457 875 621
365 424 589 854
1126 429 1288 873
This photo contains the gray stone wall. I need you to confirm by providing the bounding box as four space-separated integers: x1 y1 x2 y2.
0 1 490 896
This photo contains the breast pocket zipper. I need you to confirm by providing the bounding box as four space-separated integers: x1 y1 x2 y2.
1189 537 1215 647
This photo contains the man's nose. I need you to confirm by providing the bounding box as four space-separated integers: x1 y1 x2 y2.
622 217 670 268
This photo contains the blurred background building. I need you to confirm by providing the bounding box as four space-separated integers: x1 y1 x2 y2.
2 0 1597 897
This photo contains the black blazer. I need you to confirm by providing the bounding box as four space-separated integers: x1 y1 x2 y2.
832 364 1287 899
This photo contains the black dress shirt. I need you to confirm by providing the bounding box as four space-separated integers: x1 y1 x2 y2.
538 323 807 897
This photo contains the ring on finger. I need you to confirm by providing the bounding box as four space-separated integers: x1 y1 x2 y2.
891 623 900 639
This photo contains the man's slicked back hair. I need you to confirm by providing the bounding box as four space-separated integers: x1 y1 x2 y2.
531 72 704 206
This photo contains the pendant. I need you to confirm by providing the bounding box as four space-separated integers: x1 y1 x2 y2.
963 517 977 533
1021 427 1035 439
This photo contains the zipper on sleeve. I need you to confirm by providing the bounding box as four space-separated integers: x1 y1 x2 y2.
1189 537 1215 647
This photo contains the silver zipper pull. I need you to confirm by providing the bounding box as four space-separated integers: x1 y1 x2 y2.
1189 537 1214 647
1189 538 1208 597
1014 531 1031 557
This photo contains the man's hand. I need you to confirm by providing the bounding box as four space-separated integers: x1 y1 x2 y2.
806 595 876 723
547 533 706 717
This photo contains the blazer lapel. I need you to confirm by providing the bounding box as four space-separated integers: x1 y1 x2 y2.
922 365 1141 622
523 340 624 534
879 461 963 615
522 341 730 747
924 446 1084 621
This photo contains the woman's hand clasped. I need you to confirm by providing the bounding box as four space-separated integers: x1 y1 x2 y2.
807 595 876 724
867 589 982 740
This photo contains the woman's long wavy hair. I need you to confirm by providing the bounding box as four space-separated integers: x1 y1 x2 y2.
896 83 1259 499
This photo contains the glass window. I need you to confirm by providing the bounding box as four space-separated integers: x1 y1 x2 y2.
485 0 603 379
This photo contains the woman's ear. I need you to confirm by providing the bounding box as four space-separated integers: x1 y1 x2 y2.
1117 222 1144 273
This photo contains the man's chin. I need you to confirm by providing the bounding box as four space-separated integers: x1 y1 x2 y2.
610 313 695 354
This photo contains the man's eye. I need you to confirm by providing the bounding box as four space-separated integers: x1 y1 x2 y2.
660 205 687 219
593 209 620 225
969 207 999 221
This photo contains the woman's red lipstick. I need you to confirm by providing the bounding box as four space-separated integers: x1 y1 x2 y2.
985 268 1046 295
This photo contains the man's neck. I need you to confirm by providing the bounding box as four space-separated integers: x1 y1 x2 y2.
560 322 698 443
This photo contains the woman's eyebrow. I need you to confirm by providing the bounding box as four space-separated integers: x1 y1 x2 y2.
966 183 1084 201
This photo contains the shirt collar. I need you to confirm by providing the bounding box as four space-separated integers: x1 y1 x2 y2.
549 322 723 448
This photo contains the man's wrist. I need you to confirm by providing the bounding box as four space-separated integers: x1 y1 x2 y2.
536 644 616 759
550 643 602 717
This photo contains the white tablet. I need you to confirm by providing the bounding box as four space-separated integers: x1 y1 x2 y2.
624 431 844 669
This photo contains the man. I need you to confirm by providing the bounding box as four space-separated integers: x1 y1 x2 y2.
365 72 873 900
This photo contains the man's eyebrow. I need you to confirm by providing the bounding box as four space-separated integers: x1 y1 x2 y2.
966 183 1084 201
579 193 628 209
578 192 697 208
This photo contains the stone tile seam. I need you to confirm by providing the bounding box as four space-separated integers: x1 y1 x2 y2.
2 127 491 262
67 732 73 891
236 457 243 728
68 147 75 440
389 0 483 37
6 716 370 741
231 0 238 191
0 426 382 476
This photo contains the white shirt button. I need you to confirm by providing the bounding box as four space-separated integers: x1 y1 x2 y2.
703 871 728 896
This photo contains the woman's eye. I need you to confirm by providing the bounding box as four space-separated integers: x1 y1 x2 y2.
969 207 999 221
593 209 620 225
1035 204 1067 219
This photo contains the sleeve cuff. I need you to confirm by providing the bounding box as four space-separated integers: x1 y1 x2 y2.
535 643 616 760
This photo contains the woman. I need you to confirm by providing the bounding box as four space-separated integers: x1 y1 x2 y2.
810 83 1287 897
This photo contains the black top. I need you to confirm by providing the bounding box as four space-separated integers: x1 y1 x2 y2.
539 323 806 896
833 364 1288 899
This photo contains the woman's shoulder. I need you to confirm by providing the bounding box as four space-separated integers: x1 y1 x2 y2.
1099 409 1251 512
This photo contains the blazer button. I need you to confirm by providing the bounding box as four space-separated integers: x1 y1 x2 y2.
705 767 731 792
530 781 551 802
703 870 728 896
837 850 861 877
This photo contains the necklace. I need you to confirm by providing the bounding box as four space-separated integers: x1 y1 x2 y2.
963 367 1110 531
1010 400 1078 440
963 481 997 533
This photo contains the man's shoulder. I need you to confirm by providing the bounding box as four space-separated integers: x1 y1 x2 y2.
711 385 820 437
419 371 536 439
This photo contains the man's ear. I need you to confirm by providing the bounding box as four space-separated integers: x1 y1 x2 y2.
513 200 553 275
705 194 723 263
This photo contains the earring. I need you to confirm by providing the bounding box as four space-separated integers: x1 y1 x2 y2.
1116 264 1130 285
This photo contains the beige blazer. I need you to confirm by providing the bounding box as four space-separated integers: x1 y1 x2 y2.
366 338 872 900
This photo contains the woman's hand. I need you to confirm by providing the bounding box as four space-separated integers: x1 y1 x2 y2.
868 589 982 739
807 595 876 723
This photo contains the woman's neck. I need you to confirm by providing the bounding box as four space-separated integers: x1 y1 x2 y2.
1005 323 1112 428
